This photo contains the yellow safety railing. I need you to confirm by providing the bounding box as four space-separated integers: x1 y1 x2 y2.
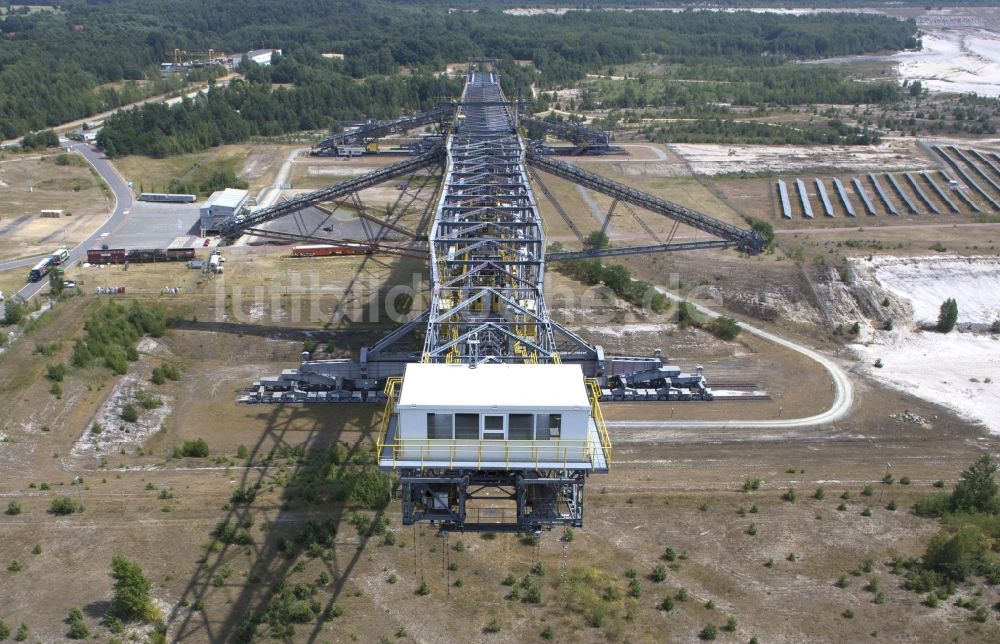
384 437 597 470
375 377 402 458
586 378 612 466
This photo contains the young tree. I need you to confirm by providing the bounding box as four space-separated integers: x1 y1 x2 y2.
950 455 999 514
109 555 158 623
936 298 958 333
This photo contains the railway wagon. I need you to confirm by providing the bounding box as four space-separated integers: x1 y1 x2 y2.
291 244 369 257
86 247 196 264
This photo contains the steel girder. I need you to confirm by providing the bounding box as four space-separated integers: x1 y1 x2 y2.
218 150 443 239
521 115 610 149
313 105 454 153
526 151 768 255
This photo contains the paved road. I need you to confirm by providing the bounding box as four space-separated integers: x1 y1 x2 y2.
605 287 855 431
1 141 133 317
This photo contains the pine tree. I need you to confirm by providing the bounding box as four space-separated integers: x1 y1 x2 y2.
936 298 958 333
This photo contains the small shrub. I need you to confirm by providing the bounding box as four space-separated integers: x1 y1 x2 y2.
787 553 797 562
861 485 874 497
676 588 689 601
502 573 516 586
837 502 847 511
8 559 22 571
746 523 758 536
651 564 667 582
180 438 209 458
541 625 554 640
886 499 898 511
659 596 675 611
387 574 397 584
764 559 774 568
882 473 894 485
699 623 718 640
0 620 8 639
874 358 884 368
5 501 21 515
484 617 501 634
530 561 544 576
842 608 854 619
900 476 911 485
781 489 796 502
705 599 715 610
724 616 737 632
836 575 849 589
813 487 825 500
749 503 758 513
416 580 430 596
14 623 27 642
663 547 677 562
860 559 875 573
742 478 761 493
862 507 872 517
49 497 78 515
933 480 945 488
453 539 465 552
914 492 949 518
46 363 68 382
841 490 852 500
120 404 139 423
66 607 89 639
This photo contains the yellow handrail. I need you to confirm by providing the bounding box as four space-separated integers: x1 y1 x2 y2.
383 437 596 468
375 377 402 459
586 378 612 466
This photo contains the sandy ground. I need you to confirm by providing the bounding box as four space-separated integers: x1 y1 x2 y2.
851 255 1000 433
870 255 1000 325
670 140 932 176
893 29 1000 97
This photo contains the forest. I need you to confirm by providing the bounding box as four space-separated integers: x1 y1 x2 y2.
0 1 919 153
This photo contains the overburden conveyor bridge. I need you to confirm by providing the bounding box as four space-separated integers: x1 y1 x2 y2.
222 63 766 531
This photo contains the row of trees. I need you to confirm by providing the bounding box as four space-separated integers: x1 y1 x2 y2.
2 0 918 140
646 119 880 146
97 64 463 157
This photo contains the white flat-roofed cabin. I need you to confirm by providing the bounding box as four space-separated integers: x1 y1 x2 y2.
380 363 608 471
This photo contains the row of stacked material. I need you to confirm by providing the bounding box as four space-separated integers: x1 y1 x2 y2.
776 162 998 220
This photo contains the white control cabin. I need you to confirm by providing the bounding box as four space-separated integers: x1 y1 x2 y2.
379 363 608 471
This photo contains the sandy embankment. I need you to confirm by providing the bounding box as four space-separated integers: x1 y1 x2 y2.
851 256 1000 433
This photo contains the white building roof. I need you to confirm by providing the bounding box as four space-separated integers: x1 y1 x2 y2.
202 188 248 210
398 363 590 411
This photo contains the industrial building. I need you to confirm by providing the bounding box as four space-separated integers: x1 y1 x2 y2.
199 188 248 236
232 48 281 68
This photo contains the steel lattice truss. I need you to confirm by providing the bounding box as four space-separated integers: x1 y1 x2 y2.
422 71 561 365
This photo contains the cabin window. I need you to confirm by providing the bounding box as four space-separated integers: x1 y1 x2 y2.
483 415 505 440
536 413 561 439
508 414 534 440
427 413 453 439
455 413 479 440
548 414 562 437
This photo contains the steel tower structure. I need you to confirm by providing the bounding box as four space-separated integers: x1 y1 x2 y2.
374 68 609 531
421 70 558 365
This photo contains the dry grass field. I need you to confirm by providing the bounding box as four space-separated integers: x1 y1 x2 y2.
0 153 110 262
0 285 997 643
